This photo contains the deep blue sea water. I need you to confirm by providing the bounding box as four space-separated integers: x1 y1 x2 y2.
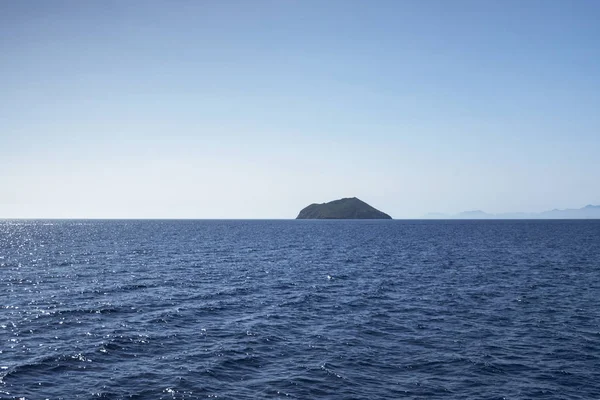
1 220 600 399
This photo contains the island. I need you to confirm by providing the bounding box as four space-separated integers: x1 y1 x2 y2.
296 197 392 219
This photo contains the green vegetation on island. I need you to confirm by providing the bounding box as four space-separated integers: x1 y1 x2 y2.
296 197 392 219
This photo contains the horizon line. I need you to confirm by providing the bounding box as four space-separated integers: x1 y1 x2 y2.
2 217 600 221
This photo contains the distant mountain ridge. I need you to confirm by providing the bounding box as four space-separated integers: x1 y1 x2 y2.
297 197 392 219
424 204 600 219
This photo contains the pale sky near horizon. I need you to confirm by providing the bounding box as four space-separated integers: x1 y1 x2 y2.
2 0 599 218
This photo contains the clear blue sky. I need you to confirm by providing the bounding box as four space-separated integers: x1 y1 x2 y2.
2 0 599 218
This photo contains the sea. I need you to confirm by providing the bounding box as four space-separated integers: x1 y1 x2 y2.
1 219 599 399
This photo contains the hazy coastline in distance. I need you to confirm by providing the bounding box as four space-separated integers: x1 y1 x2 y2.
423 204 600 219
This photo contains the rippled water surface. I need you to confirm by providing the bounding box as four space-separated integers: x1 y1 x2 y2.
1 220 600 399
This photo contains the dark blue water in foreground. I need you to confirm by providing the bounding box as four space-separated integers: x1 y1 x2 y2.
2 220 600 399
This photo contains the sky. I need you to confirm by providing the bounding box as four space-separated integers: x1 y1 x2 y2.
1 0 599 218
